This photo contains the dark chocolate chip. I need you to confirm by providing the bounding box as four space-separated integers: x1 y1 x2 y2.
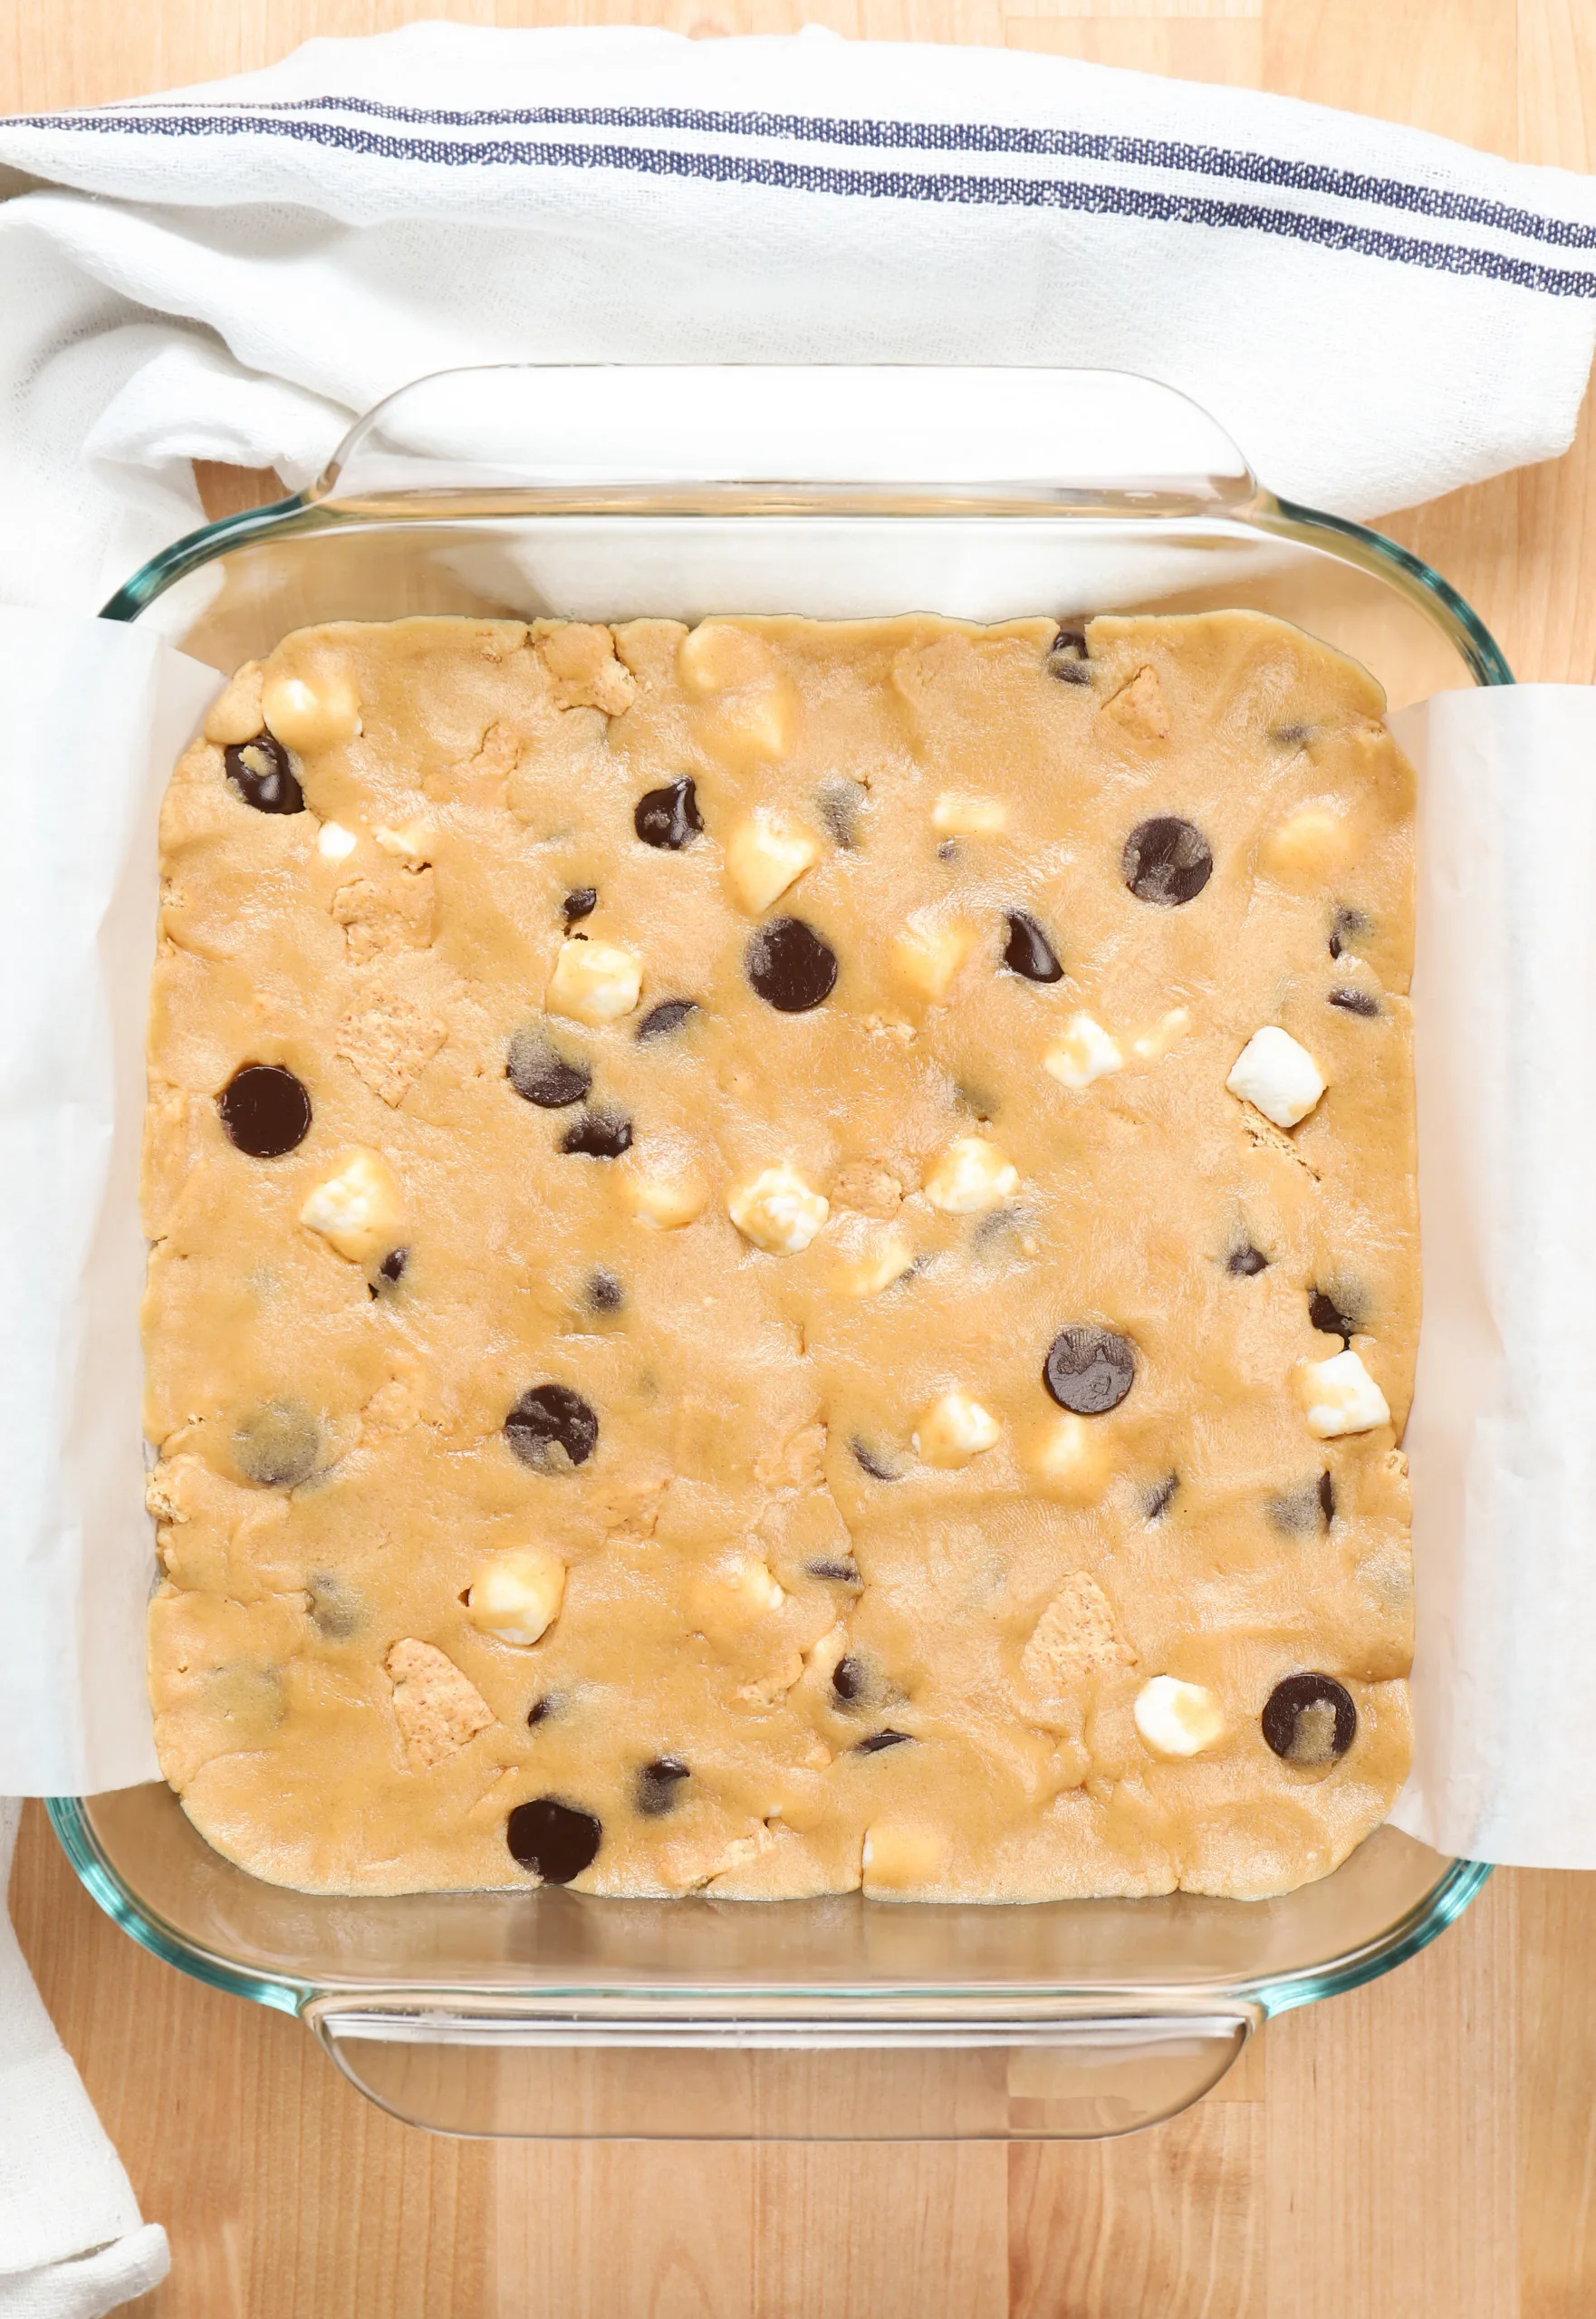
808 1558 862 1585
1268 1482 1323 1539
560 1108 633 1160
745 917 838 1013
636 998 697 1042
1330 987 1380 1017
585 1269 624 1313
634 777 702 850
369 1246 407 1302
1262 1673 1357 1766
1272 725 1311 748
1043 1326 1136 1415
1227 1244 1269 1277
1319 1469 1337 1524
505 1384 599 1473
224 733 303 815
506 1030 591 1110
1046 627 1092 684
307 1572 359 1641
218 1064 312 1159
234 1402 319 1490
505 1797 602 1883
850 1439 899 1482
819 781 867 849
1121 816 1214 908
562 887 597 926
1144 1475 1178 1521
854 1729 914 1755
526 1697 555 1727
1309 1290 1359 1341
634 1757 690 1819
832 1657 866 1703
937 839 958 864
1331 907 1370 964
1003 910 1063 983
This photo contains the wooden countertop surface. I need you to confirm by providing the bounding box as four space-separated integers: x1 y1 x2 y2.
5 2 1595 2311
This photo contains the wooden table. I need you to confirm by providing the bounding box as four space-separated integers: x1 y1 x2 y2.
6 2 1596 2311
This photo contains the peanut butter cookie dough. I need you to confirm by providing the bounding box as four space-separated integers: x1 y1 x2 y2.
143 609 1417 1901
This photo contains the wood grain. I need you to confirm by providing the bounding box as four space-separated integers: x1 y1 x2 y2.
6 0 1596 2312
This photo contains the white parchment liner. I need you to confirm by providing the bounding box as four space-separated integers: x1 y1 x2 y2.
5 615 1590 1864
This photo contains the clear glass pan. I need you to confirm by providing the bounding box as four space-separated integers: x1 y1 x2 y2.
53 368 1500 2141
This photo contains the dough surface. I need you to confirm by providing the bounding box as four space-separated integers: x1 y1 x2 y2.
144 610 1417 1901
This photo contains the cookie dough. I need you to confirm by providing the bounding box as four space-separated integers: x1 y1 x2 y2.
143 609 1418 1901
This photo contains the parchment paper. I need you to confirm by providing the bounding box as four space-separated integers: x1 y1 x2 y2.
6 617 1591 1867
1391 686 1596 1865
0 611 216 1795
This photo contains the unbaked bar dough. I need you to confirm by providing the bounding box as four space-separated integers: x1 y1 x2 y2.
143 610 1418 1901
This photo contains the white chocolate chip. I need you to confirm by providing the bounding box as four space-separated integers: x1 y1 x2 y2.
728 1164 830 1256
688 1554 785 1642
1226 1026 1325 1129
891 913 973 1004
914 1390 1001 1468
931 792 1008 837
316 821 359 862
546 936 643 1026
625 1169 709 1229
298 1147 402 1264
726 811 822 915
374 819 431 861
832 1227 914 1298
1025 1412 1112 1504
466 1545 566 1648
1131 1006 1191 1061
1294 1348 1391 1439
1044 1013 1123 1090
862 1824 947 1892
1260 802 1356 882
923 1135 1019 1215
1134 1675 1226 1757
260 669 361 753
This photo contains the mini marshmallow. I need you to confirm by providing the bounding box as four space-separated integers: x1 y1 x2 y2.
1226 1026 1325 1129
316 821 359 862
914 1390 1001 1468
1026 1412 1112 1503
726 811 822 914
1294 1348 1391 1439
891 913 973 1003
466 1545 566 1648
1044 1014 1123 1090
862 1824 947 1892
1134 1676 1226 1757
1131 1006 1191 1061
374 819 431 860
923 1135 1019 1214
546 936 643 1025
626 1170 709 1229
832 1228 915 1298
931 792 1008 837
689 1555 785 1641
261 669 361 752
678 621 767 695
298 1148 402 1264
728 1164 830 1255
1260 803 1355 882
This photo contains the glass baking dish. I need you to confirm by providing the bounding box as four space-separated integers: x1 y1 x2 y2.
50 367 1499 2141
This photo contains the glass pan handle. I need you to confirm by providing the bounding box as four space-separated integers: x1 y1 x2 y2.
306 2001 1258 2140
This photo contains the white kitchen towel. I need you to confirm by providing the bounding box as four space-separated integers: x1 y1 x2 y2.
0 1804 168 2317
3 23 1596 617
